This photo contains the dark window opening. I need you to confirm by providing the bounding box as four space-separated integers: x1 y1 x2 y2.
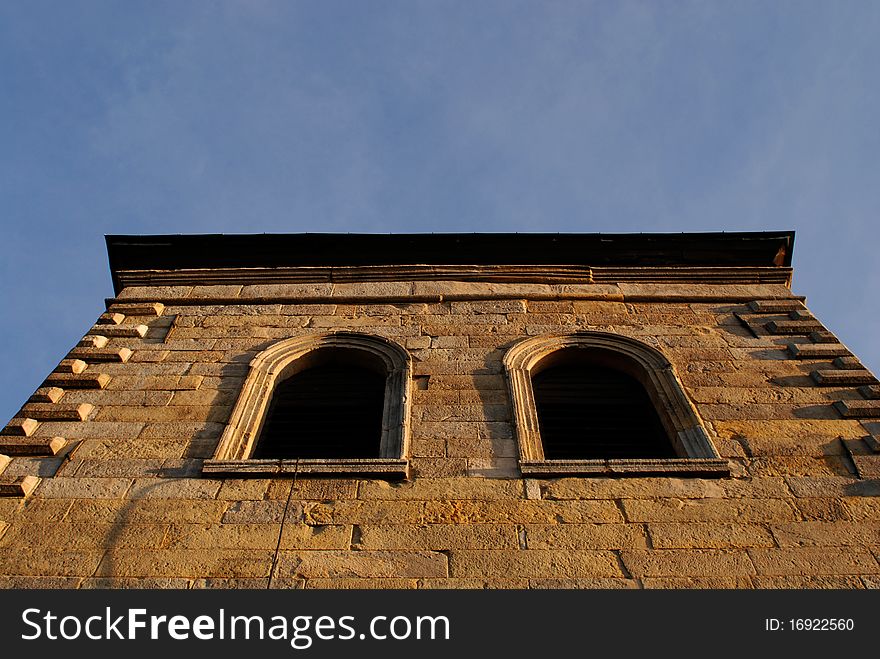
532 363 676 459
253 363 386 459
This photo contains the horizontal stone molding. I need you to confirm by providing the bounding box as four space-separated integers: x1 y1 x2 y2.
203 458 409 479
115 264 792 289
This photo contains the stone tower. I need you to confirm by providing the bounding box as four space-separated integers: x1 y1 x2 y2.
1 232 878 588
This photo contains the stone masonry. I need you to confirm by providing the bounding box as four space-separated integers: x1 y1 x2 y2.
0 233 878 588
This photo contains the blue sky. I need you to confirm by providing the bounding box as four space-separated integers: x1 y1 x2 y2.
2 1 879 423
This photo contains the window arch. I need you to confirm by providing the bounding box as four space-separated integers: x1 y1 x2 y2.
503 332 728 477
204 332 411 478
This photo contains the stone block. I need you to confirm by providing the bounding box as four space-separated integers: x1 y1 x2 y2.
97 312 125 325
751 576 866 589
97 324 148 338
359 477 523 501
356 524 519 550
28 387 65 403
44 372 111 389
0 475 41 498
19 403 93 422
304 501 425 526
448 550 621 579
274 550 447 579
96 549 273 578
423 500 623 524
647 523 775 549
748 548 879 575
835 400 880 418
748 300 805 313
79 335 109 348
771 522 880 547
0 548 104 576
37 477 132 499
68 347 133 363
0 436 66 456
1 418 40 437
524 524 647 550
109 302 165 316
621 498 798 523
302 578 416 589
621 549 755 577
126 478 221 500
812 370 876 386
222 500 302 524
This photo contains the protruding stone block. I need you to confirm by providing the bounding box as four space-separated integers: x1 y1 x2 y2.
1 418 39 437
788 309 815 321
0 475 41 498
834 400 880 419
29 387 65 403
68 347 133 363
787 344 850 359
19 403 93 422
0 436 66 456
811 370 877 386
748 300 805 313
809 330 838 343
766 320 824 335
97 312 125 325
833 356 863 369
0 454 10 475
109 302 164 317
98 325 148 338
858 385 880 400
78 335 109 348
56 359 87 374
45 373 111 389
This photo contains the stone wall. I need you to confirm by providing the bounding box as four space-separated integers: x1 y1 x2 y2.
1 281 878 588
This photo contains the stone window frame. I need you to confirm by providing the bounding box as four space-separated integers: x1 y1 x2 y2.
203 331 411 478
502 332 729 477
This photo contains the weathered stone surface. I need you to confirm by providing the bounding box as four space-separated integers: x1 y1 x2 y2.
621 498 798 523
647 523 775 549
357 524 518 550
97 549 273 578
448 550 621 578
524 524 647 550
275 550 447 579
748 548 879 575
621 550 756 577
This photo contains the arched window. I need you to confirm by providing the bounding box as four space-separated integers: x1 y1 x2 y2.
204 332 411 478
503 332 727 477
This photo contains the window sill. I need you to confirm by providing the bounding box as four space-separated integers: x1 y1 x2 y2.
202 458 409 479
519 458 730 478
